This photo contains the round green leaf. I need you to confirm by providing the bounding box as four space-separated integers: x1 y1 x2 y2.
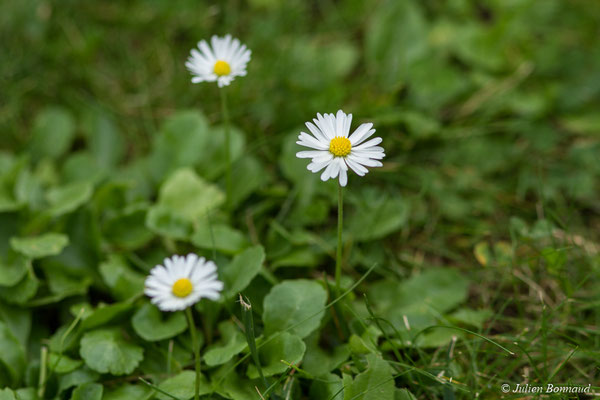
131 303 187 342
0 254 29 287
79 329 144 375
0 267 39 304
157 370 211 400
191 223 250 255
346 188 409 241
10 233 69 259
247 332 306 379
343 354 395 400
0 388 16 400
262 279 327 338
49 353 83 374
46 182 94 217
221 245 265 298
29 107 75 160
70 382 103 400
203 321 247 367
156 168 225 222
58 367 100 393
103 384 151 400
81 301 134 330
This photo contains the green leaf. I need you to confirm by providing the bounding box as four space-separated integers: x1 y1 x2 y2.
29 107 76 160
263 279 327 338
195 125 246 180
102 384 152 400
395 388 418 400
310 373 343 400
0 302 31 350
82 111 125 170
349 326 382 355
79 328 144 375
228 155 266 207
0 389 15 400
70 382 103 400
0 253 29 287
14 388 37 400
0 267 39 304
220 373 261 400
131 303 187 342
10 233 69 259
221 245 265 298
103 206 154 250
0 320 26 386
49 353 83 374
347 188 409 241
247 332 306 379
62 152 106 184
191 223 249 255
303 332 350 376
146 168 224 239
203 321 247 367
99 255 145 301
367 268 470 337
415 328 464 348
58 366 100 393
81 301 134 330
343 354 395 400
148 111 210 182
449 308 493 329
271 247 322 270
160 168 225 221
146 206 193 240
157 370 211 400
46 181 94 217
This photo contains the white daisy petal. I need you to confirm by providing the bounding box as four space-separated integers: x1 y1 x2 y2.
297 131 329 150
296 150 329 159
353 149 385 160
354 137 383 150
187 35 251 87
345 158 369 176
307 160 331 173
296 111 385 186
349 153 383 168
336 110 346 137
144 254 223 312
349 123 374 145
338 159 348 186
306 121 329 144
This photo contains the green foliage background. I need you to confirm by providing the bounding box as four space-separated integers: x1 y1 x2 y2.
1 0 600 399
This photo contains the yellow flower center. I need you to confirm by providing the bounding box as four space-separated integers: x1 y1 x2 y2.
329 136 352 157
213 60 231 76
172 278 193 298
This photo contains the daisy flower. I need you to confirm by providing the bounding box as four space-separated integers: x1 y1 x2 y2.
185 34 251 87
145 254 223 312
296 110 385 186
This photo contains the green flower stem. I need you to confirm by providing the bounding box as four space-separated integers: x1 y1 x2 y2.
37 346 48 398
185 308 201 400
335 184 344 297
219 87 232 209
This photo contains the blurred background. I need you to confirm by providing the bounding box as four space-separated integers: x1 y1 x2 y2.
1 0 600 396
3 0 600 253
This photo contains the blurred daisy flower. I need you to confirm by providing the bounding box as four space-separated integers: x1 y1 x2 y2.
145 254 223 312
296 110 385 186
186 34 251 87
